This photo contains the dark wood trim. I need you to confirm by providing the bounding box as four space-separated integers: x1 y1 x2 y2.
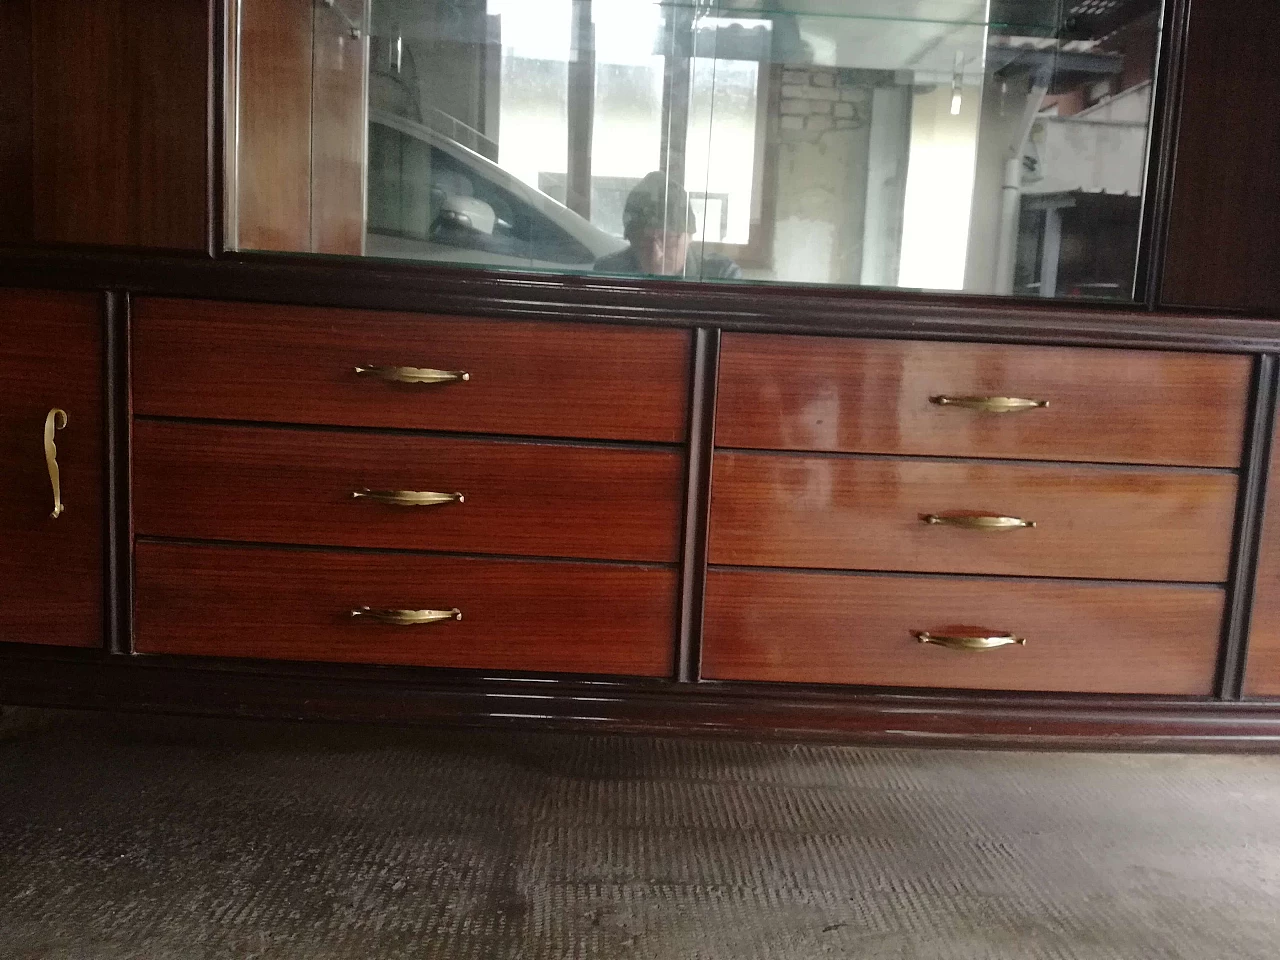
208 0 225 258
3 650 1280 751
104 291 133 656
1216 354 1279 698
5 251 1280 353
1137 0 1191 309
676 328 719 682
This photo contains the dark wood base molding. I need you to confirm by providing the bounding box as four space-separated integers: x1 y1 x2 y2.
3 651 1280 752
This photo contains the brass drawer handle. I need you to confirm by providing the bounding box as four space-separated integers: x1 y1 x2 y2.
351 606 462 625
913 630 1026 651
354 365 470 385
352 489 465 507
930 395 1048 413
922 513 1036 530
44 408 68 519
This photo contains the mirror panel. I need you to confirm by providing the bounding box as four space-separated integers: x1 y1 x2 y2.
231 0 1163 300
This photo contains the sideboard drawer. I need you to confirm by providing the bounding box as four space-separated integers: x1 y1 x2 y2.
134 420 684 562
716 334 1250 467
133 298 692 442
702 570 1223 695
135 542 676 676
709 452 1237 582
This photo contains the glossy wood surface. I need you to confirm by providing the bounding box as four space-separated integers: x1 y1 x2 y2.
1162 0 1280 315
135 541 676 676
709 452 1238 583
134 420 685 562
716 334 1251 467
0 290 103 648
235 0 313 252
0 0 33 242
702 569 1224 695
1245 406 1280 697
133 298 692 443
311 0 367 255
29 0 210 249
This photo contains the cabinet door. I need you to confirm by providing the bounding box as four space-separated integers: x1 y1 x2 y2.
0 290 103 648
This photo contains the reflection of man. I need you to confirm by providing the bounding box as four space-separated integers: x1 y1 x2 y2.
594 172 743 280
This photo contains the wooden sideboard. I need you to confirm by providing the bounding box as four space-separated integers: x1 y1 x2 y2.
3 282 1280 749
4 0 1280 748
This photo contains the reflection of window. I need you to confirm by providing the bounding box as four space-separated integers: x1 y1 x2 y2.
688 54 762 247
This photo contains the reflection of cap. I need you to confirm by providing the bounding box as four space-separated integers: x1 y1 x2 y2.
623 172 697 241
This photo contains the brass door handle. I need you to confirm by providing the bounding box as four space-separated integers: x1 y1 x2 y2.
930 395 1048 413
922 513 1036 530
43 408 68 519
352 489 464 507
354 365 470 384
351 606 462 625
913 630 1026 650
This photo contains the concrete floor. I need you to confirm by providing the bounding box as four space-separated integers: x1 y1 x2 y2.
1 708 1279 959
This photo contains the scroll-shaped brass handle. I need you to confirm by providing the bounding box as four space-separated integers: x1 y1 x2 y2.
921 513 1036 530
351 606 462 625
352 489 465 507
930 395 1048 413
354 365 470 385
44 408 68 519
913 630 1026 651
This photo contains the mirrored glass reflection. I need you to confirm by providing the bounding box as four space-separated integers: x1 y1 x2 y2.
234 0 1163 300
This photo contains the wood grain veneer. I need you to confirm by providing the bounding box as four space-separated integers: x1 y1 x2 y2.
234 0 314 252
30 0 210 249
310 0 367 255
0 0 33 242
709 452 1238 583
134 420 685 562
132 298 692 443
716 334 1250 467
0 290 103 648
135 541 677 676
702 569 1224 695
1162 0 1280 315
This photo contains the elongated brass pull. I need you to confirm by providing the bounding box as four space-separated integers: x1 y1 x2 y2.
922 513 1036 531
913 630 1026 651
930 395 1048 413
354 365 470 385
352 489 464 507
43 408 68 519
351 606 462 625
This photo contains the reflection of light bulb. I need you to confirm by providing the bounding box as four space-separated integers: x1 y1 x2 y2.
950 50 964 115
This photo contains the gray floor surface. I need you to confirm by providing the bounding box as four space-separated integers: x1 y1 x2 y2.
1 708 1279 959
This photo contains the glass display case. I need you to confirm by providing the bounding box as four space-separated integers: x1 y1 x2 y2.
230 0 1164 300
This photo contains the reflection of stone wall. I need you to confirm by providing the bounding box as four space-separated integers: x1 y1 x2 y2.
778 67 871 141
771 68 876 284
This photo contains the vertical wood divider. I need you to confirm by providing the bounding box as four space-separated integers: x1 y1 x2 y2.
1217 354 1278 698
1138 0 1192 310
105 291 133 656
677 327 720 683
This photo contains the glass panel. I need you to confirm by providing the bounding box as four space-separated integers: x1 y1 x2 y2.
233 0 1164 300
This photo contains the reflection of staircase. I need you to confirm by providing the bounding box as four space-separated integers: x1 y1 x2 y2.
421 104 499 161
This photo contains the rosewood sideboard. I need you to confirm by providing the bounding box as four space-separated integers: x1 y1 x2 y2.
4 0 1280 750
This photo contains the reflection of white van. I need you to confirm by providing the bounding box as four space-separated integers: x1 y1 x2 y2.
366 110 626 269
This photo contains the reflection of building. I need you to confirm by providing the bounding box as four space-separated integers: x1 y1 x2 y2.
1015 80 1151 298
